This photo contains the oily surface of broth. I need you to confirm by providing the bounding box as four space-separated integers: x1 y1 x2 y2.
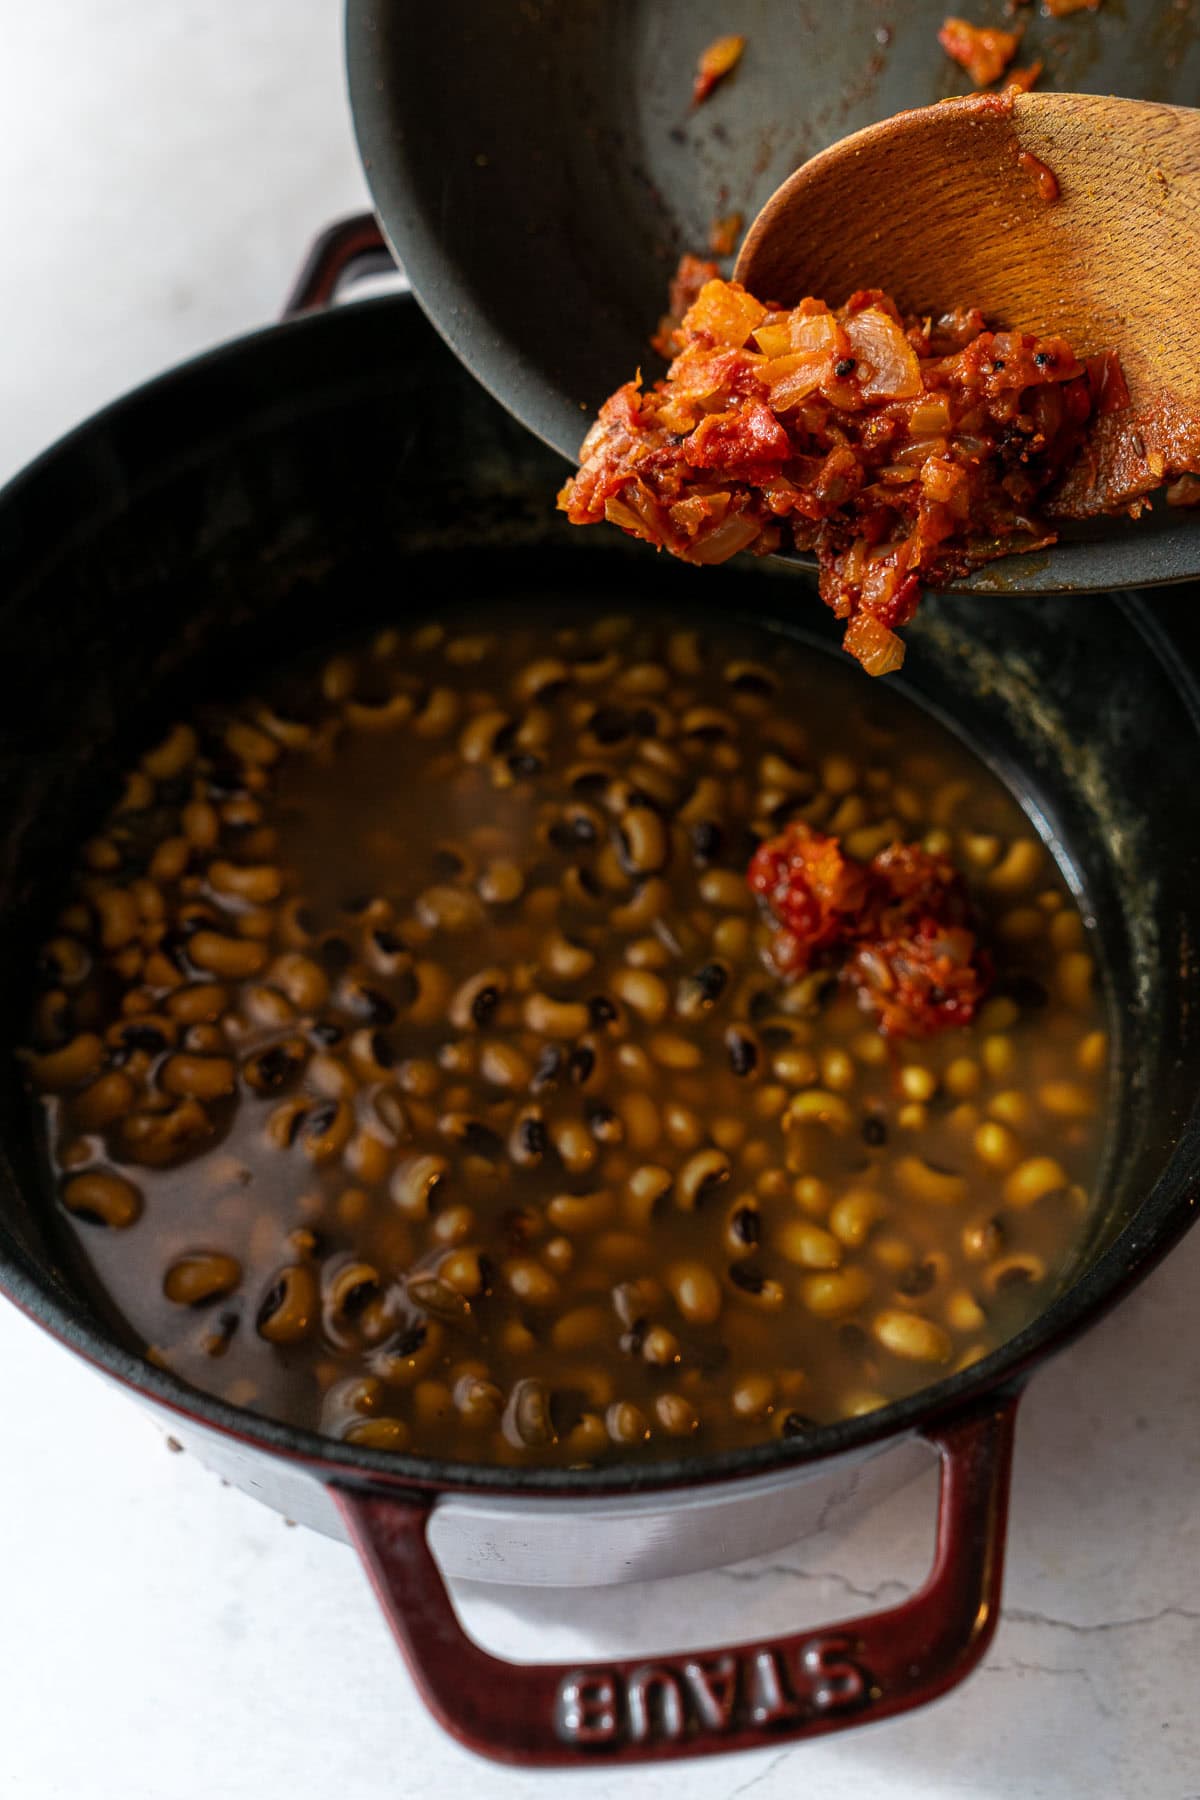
27 606 1109 1467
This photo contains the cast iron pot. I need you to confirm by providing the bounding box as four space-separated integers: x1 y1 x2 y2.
1 222 1199 1767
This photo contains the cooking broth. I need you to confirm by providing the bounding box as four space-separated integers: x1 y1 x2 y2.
26 605 1109 1466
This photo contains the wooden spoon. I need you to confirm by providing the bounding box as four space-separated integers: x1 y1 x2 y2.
735 93 1200 516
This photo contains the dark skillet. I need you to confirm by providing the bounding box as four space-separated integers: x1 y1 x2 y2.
345 0 1200 594
0 235 1199 1763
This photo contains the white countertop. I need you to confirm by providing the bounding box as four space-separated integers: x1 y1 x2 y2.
2 9 1199 1798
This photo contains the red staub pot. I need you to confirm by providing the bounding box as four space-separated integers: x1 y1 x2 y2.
0 223 1197 1765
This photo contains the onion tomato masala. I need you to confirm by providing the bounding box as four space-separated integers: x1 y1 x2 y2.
747 823 990 1038
559 277 1146 675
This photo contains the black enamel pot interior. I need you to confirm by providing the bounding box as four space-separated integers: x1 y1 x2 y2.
1 290 1198 1762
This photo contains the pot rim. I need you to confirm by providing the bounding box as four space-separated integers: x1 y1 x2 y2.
1 294 1199 1501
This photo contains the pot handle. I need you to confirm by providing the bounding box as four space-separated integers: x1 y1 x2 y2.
282 214 400 318
333 1395 1017 1766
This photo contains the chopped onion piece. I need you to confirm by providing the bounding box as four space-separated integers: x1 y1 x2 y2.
682 279 767 349
843 614 906 676
844 309 922 401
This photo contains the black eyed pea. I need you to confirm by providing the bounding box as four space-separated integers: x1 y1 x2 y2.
611 1277 665 1328
667 628 704 676
449 967 509 1031
416 884 486 934
782 1087 855 1134
985 838 1043 894
149 836 191 883
242 985 295 1030
973 1121 1021 1172
298 1100 354 1163
605 1400 650 1446
117 770 154 813
40 936 92 989
254 704 317 748
872 1309 953 1364
946 1289 986 1333
163 1251 242 1307
428 1202 475 1246
477 1040 533 1090
697 868 753 913
94 888 140 952
648 1031 702 1071
141 722 197 781
1056 952 1094 1010
801 1266 873 1317
731 1373 776 1420
84 838 121 873
550 1304 611 1352
623 1164 673 1227
362 925 410 980
1003 1156 1070 1209
190 931 269 980
225 719 279 766
209 860 283 904
725 1026 760 1080
667 1261 722 1326
444 630 497 666
829 1188 889 1249
523 993 590 1040
407 961 453 1027
372 1317 445 1385
62 1169 142 1229
724 1199 761 1258
503 1377 554 1448
256 1264 318 1343
548 1190 615 1234
618 1091 661 1152
342 1129 393 1186
513 656 571 704
509 1108 549 1167
391 1153 450 1219
344 1416 410 1450
455 1375 505 1428
541 932 596 983
962 1216 1005 1262
343 691 414 741
610 877 670 934
346 1028 395 1084
459 708 513 765
778 1220 843 1269
71 1071 138 1131
478 858 526 905
625 760 681 809
894 1156 968 1206
655 1392 699 1436
551 1117 597 1177
610 966 670 1024
119 1098 211 1166
159 1053 237 1101
641 1325 681 1367
983 1251 1047 1296
325 1259 382 1325
1038 1079 1095 1120
727 1266 787 1310
663 1103 705 1151
676 960 730 1021
166 982 229 1024
675 1148 732 1211
411 686 461 738
618 806 669 875
563 1412 610 1459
